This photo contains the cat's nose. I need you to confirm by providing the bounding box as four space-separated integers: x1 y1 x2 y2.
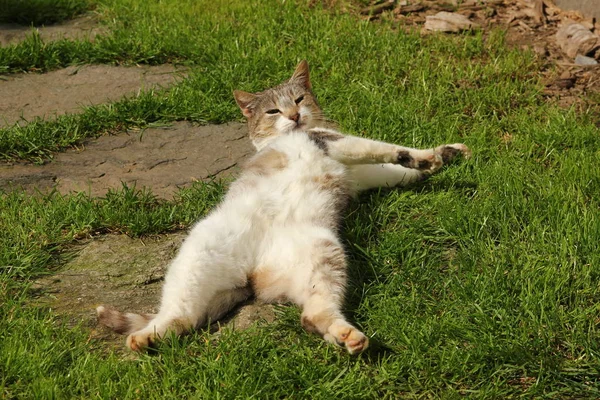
290 113 300 123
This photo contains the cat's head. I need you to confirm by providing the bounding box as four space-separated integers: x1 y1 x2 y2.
234 60 325 150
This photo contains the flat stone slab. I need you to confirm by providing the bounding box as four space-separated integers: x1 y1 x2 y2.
32 234 186 320
0 64 186 127
0 121 255 198
31 233 276 348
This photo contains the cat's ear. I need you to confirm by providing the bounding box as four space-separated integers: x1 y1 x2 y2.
233 90 257 118
290 60 311 90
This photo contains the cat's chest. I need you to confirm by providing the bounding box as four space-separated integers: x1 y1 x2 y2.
270 142 348 202
276 133 343 172
232 134 348 210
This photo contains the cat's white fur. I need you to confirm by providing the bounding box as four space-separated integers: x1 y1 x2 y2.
97 61 470 355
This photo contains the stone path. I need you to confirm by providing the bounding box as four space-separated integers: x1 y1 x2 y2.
32 234 276 347
0 64 186 127
1 121 254 198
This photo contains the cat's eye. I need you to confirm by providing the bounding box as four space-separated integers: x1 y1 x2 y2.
266 109 281 115
295 96 305 105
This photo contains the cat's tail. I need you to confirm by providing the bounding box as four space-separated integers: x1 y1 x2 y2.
96 305 155 335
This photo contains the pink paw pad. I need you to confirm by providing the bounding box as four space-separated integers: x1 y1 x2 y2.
344 330 369 355
127 333 154 352
331 324 369 355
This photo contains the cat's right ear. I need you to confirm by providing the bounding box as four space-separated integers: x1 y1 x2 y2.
233 90 257 118
290 60 311 90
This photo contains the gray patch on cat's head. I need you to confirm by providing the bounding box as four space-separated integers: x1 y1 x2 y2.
234 60 326 150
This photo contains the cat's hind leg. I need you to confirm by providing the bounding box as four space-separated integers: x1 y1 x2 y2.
119 216 256 350
98 286 253 349
300 238 368 355
302 295 369 355
123 286 252 351
253 229 368 354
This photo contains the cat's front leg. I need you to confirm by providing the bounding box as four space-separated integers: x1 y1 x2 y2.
344 143 471 192
347 164 426 192
307 129 470 172
394 143 471 174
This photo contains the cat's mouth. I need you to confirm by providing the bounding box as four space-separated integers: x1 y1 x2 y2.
282 116 311 134
292 119 310 131
289 124 307 134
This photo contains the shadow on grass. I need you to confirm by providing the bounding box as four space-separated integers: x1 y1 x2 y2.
0 0 91 25
341 177 479 360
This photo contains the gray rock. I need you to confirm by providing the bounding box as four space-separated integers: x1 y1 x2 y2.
574 54 598 65
424 12 480 33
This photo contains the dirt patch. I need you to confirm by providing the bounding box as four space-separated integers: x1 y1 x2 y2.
0 121 254 198
0 64 186 127
0 13 106 47
31 234 276 348
361 0 600 110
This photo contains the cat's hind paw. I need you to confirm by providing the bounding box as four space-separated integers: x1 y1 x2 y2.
126 331 156 352
325 321 369 355
343 329 369 355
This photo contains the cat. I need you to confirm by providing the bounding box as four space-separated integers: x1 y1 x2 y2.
96 60 470 355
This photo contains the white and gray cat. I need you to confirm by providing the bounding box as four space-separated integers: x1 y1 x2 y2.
97 60 470 354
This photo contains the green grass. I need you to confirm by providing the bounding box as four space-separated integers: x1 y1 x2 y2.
0 0 91 25
1 0 537 160
1 0 600 398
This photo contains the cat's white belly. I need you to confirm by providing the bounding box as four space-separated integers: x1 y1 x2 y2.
162 133 350 310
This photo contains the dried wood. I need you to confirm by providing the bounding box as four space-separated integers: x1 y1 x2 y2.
532 0 546 24
361 1 396 15
424 11 480 32
398 3 425 14
517 19 533 31
541 0 560 16
458 0 503 11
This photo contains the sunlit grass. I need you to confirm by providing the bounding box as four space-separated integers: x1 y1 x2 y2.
1 0 599 398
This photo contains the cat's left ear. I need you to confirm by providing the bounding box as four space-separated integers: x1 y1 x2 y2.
290 60 311 90
233 90 257 118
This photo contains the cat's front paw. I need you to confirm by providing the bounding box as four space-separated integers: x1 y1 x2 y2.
396 149 443 174
435 143 471 163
